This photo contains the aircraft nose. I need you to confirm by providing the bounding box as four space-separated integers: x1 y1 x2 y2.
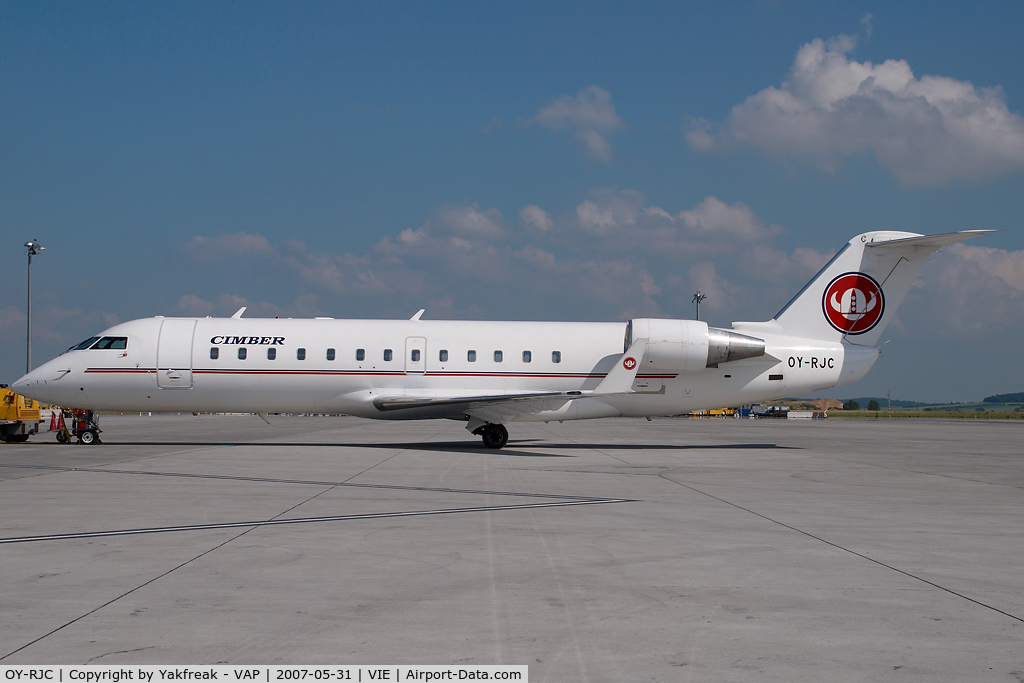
12 368 53 403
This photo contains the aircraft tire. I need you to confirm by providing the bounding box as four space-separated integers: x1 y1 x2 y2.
481 423 508 449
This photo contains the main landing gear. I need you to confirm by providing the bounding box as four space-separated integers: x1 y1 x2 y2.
473 423 508 449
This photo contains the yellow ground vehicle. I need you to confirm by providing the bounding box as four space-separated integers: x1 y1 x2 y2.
1 384 59 443
689 407 738 417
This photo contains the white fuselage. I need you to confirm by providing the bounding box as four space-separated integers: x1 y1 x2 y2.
15 316 875 421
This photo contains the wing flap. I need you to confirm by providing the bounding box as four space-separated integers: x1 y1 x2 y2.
372 390 582 412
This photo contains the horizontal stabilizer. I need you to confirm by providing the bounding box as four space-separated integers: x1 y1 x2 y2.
864 230 994 251
769 229 992 345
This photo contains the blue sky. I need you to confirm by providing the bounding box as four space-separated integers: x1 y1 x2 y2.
2 1 1023 401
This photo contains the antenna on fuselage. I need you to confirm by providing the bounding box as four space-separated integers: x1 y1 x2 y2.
410 309 425 321
231 307 246 319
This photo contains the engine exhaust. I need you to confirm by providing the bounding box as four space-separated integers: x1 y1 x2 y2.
706 328 765 367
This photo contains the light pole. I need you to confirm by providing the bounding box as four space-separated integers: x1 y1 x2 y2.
25 239 44 373
692 291 707 321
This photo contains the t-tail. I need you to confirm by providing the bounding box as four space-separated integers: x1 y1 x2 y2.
758 230 992 345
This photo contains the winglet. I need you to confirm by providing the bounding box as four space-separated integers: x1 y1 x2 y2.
594 338 648 395
231 307 246 319
410 309 425 321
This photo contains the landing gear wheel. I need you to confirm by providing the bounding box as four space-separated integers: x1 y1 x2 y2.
78 430 98 445
56 431 69 444
480 423 508 449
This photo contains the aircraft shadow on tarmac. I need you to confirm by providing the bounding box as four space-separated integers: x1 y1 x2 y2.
61 440 795 454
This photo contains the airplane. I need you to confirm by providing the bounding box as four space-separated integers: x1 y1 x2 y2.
13 229 989 448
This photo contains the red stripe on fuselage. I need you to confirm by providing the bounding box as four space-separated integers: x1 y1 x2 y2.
84 367 679 379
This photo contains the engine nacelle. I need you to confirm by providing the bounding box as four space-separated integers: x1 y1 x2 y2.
627 318 765 373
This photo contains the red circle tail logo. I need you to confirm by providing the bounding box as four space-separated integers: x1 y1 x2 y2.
623 357 637 370
822 272 884 334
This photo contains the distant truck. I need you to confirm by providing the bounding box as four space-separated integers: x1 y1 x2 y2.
750 404 788 418
750 403 827 419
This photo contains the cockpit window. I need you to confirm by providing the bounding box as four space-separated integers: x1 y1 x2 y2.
70 337 101 351
93 337 128 350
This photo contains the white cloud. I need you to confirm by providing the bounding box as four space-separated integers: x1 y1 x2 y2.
570 191 781 250
740 245 833 282
638 269 661 298
175 295 215 316
683 263 741 313
0 303 119 362
688 34 1024 184
433 204 505 239
576 199 621 235
860 13 873 39
533 86 624 162
914 243 1024 333
0 306 27 349
515 244 558 270
174 197 881 329
520 204 553 232
174 294 284 318
947 243 1024 291
676 196 781 241
188 231 273 259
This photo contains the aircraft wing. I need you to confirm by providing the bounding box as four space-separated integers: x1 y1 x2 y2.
371 338 650 424
372 390 583 412
373 390 583 426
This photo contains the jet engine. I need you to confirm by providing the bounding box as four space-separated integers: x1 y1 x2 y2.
626 318 766 373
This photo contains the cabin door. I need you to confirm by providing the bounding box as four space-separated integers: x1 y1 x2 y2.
156 319 196 389
405 337 426 374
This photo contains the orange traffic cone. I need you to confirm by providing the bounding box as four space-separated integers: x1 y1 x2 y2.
50 411 58 431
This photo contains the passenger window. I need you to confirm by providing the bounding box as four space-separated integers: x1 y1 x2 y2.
210 347 219 360
494 350 503 362
384 349 393 361
552 351 561 363
411 349 421 362
523 350 531 363
356 349 365 361
326 348 335 361
268 348 277 360
439 350 448 362
238 348 247 360
297 348 306 361
468 350 477 362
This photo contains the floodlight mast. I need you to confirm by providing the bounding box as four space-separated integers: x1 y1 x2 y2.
692 291 707 321
24 239 44 373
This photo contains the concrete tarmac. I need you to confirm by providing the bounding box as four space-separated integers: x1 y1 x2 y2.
0 415 1022 681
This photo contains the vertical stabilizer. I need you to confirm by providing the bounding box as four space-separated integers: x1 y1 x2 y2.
770 230 992 344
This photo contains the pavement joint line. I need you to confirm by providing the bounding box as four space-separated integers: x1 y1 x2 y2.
803 454 1024 491
334 421 454 486
0 499 633 545
0 469 343 662
0 463 609 501
542 431 1024 627
659 472 1024 626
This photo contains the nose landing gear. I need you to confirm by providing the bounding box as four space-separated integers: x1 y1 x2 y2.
473 423 508 449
